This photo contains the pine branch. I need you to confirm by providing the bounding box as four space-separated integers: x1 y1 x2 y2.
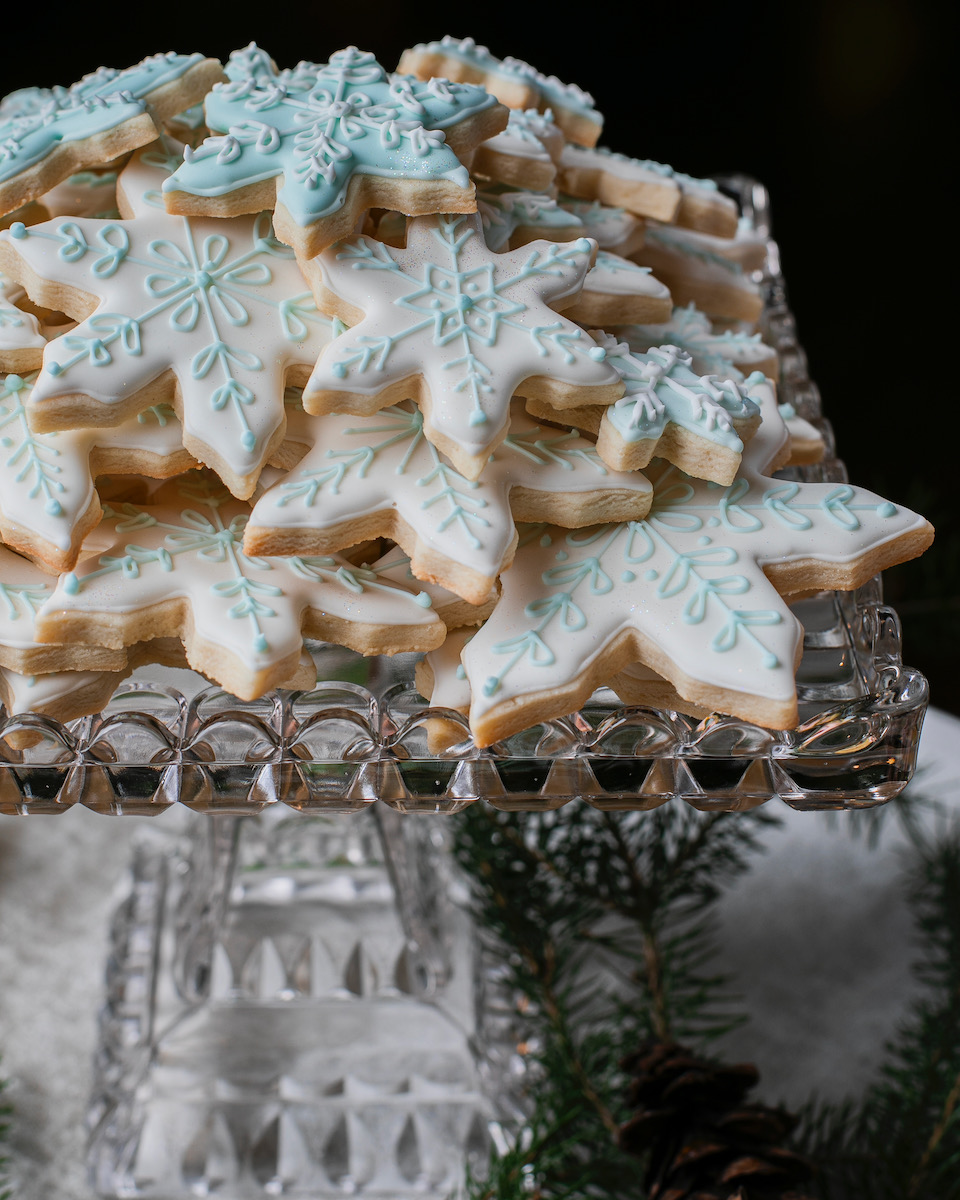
798 824 960 1200
454 801 780 1197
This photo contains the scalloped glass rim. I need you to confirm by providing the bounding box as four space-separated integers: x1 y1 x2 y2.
0 175 929 815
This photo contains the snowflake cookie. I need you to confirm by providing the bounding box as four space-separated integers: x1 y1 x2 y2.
300 211 623 480
623 304 779 382
0 371 195 572
398 37 604 146
631 223 764 323
33 474 445 700
0 144 337 499
162 46 508 259
558 145 739 237
469 108 565 191
369 545 497 630
526 339 763 485
0 540 131 676
0 269 45 371
0 52 224 220
460 393 934 744
244 398 653 606
563 252 672 327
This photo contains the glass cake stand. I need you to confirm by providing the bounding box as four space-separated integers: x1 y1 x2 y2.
0 177 930 1198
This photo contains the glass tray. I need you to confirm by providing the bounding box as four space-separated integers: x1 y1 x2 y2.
0 177 929 816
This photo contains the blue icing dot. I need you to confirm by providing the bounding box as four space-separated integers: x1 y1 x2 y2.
63 573 79 595
414 591 432 608
539 533 552 547
483 676 500 697
707 516 720 527
645 569 657 581
0 437 11 448
555 550 568 561
878 502 896 517
253 633 268 653
332 362 347 378
763 652 779 669
469 410 488 426
45 499 63 516
48 363 63 377
241 431 256 451
10 222 26 239
698 535 711 546
621 570 635 582
588 345 606 361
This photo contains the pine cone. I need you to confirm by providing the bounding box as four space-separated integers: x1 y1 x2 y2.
617 1040 817 1200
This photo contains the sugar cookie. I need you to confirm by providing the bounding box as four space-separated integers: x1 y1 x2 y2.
0 269 45 371
563 252 672 327
163 47 508 259
0 142 337 499
300 211 623 480
33 474 445 700
469 108 564 190
461 396 934 744
0 371 195 572
244 398 653 606
398 37 603 146
0 52 224 220
631 224 763 322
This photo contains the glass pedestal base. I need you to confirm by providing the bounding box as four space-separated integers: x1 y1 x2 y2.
87 811 522 1198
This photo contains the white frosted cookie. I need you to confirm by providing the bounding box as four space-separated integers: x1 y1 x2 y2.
370 546 496 630
526 339 764 486
563 252 672 327
32 474 446 701
0 142 337 500
477 187 584 252
557 196 647 258
0 269 45 371
469 108 565 190
163 47 509 259
244 398 653 606
398 37 603 146
621 303 779 381
0 541 130 675
630 225 764 323
0 52 224 220
0 370 196 572
299 211 624 481
460 395 934 745
557 145 739 236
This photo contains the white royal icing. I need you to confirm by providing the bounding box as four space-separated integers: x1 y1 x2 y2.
476 187 584 252
622 304 776 380
36 475 444 691
302 211 620 476
0 269 45 363
247 398 652 604
0 369 190 561
582 252 671 301
477 107 564 166
1 143 335 497
462 393 931 739
557 197 645 255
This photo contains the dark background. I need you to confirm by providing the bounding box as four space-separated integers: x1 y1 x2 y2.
5 2 954 708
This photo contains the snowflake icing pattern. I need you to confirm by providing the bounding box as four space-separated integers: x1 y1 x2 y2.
0 147 335 497
247 399 651 604
462 397 933 740
38 476 442 697
304 212 621 477
164 47 504 250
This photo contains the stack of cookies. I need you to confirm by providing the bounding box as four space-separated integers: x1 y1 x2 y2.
0 39 934 746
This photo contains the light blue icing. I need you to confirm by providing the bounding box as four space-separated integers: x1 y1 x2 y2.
165 47 498 231
604 342 757 449
1 53 209 189
0 370 65 517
